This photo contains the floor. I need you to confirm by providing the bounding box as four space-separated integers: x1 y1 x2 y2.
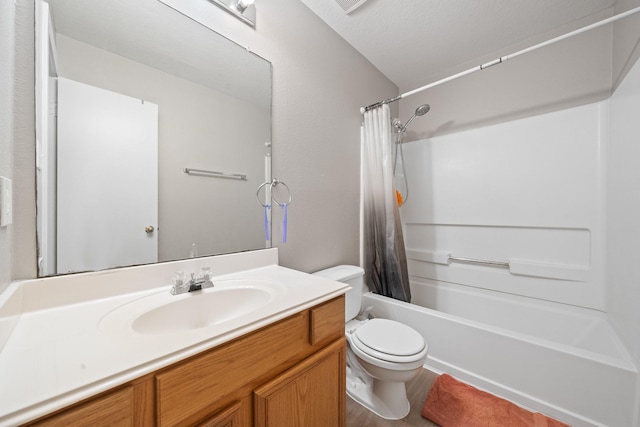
346 368 440 427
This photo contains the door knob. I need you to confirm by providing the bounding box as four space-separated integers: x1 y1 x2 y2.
145 225 155 234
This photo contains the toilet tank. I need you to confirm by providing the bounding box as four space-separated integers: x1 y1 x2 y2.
312 265 365 322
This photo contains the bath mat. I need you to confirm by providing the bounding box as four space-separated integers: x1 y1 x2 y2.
422 374 570 427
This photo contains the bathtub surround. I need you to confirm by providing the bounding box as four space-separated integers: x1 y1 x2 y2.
362 104 411 302
379 51 640 426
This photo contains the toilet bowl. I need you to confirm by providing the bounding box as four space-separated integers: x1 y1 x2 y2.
313 265 428 420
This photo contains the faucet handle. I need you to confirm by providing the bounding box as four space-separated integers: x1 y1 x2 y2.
170 271 188 295
200 267 212 281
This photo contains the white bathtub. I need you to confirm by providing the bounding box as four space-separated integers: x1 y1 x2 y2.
363 279 639 427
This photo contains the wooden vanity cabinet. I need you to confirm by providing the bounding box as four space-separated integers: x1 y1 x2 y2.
254 339 345 427
24 296 345 427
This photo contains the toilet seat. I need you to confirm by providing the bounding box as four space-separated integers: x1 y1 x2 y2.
351 319 427 364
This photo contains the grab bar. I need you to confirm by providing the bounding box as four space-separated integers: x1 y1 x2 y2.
448 256 510 268
405 249 589 281
184 168 247 181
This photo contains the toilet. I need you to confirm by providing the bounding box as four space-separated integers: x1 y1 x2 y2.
313 265 428 420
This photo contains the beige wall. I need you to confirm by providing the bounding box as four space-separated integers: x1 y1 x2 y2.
0 0 16 293
397 8 617 140
1 0 37 293
2 0 398 286
613 0 640 89
397 2 640 139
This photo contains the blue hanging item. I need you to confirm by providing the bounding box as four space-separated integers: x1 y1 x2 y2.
280 203 287 243
264 204 271 241
256 178 292 244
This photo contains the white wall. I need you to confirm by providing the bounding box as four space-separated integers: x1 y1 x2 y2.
401 102 607 310
608 52 640 363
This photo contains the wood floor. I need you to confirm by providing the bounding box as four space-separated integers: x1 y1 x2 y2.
346 368 441 427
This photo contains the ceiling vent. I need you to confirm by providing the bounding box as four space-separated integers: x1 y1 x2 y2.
334 0 369 14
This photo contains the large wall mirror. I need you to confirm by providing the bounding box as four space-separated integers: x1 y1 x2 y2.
35 0 272 277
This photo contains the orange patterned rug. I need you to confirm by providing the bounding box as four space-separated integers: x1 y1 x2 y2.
422 374 570 427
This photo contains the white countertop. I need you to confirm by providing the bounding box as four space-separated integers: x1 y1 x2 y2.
0 250 349 426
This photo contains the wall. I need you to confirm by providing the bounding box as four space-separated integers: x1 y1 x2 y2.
55 35 268 262
0 0 16 293
613 0 640 90
1 0 37 290
608 50 640 365
4 0 397 281
397 8 614 141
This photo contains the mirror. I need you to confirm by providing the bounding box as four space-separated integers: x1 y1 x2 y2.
36 0 272 276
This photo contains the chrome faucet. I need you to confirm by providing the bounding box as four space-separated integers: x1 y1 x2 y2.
171 268 214 295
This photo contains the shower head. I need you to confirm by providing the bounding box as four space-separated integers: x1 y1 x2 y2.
415 104 430 116
400 104 430 131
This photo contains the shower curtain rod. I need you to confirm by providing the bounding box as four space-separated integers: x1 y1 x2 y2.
360 5 640 113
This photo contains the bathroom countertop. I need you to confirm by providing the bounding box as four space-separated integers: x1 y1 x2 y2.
0 261 349 426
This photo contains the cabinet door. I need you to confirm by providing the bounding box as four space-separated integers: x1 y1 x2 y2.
254 339 346 427
195 401 242 427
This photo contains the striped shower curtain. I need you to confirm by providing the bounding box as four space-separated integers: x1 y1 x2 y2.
362 104 411 302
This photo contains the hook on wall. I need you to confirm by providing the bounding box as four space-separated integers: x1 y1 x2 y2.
256 179 292 207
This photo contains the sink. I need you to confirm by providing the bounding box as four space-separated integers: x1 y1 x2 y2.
99 278 285 335
134 287 273 334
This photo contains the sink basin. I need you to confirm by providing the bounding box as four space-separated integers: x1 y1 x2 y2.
99 278 285 335
134 287 272 334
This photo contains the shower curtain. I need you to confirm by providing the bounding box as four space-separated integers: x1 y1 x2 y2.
362 104 411 302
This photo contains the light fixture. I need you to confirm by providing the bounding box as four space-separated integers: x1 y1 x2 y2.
207 0 256 27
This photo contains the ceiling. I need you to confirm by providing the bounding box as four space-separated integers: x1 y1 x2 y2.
300 0 618 91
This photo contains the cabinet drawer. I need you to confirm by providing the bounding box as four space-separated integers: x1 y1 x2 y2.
29 386 133 426
156 313 308 426
309 296 344 345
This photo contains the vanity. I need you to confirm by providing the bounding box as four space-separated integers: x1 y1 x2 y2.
0 249 350 426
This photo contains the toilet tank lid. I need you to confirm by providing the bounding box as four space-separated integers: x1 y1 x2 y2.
312 265 364 281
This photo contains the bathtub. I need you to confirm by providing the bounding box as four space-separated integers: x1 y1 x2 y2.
363 278 639 427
